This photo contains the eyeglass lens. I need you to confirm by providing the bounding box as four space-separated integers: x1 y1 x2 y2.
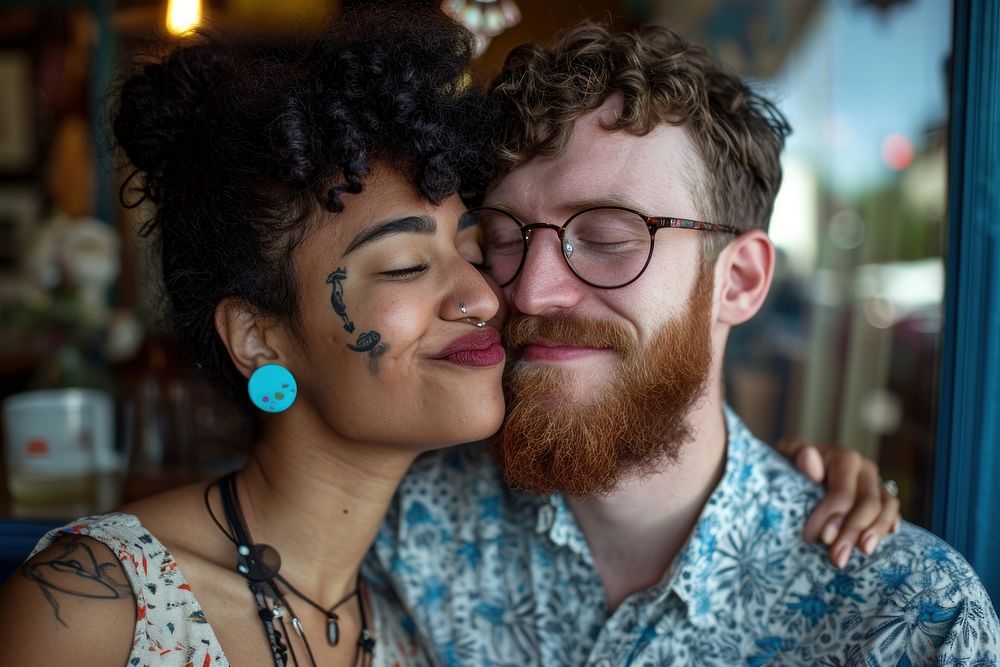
474 207 653 288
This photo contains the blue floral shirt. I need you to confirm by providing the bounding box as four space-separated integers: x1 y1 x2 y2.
371 409 1000 665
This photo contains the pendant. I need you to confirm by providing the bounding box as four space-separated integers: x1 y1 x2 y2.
327 615 339 646
360 628 376 654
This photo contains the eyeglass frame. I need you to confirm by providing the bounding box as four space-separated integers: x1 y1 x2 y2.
470 205 742 289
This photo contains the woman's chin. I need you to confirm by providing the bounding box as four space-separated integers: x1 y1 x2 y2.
438 406 505 448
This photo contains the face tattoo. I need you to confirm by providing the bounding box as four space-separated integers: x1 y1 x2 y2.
326 267 356 333
327 267 388 374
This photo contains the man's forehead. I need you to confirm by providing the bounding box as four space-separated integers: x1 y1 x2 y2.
488 99 705 218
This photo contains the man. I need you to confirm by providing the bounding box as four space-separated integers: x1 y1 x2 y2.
373 23 999 665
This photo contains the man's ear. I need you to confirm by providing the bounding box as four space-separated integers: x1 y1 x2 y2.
715 229 775 326
214 298 283 380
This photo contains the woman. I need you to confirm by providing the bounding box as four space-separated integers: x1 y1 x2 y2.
0 8 895 667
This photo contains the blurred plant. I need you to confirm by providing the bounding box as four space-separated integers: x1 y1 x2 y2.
0 214 142 390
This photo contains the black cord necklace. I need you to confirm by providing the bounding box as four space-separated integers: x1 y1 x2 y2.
274 572 358 646
206 474 375 666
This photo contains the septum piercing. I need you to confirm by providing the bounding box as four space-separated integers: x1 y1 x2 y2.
459 301 467 314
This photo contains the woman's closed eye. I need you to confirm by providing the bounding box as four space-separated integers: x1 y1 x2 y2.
381 263 428 279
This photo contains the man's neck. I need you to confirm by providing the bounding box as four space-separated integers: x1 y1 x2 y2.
565 394 728 610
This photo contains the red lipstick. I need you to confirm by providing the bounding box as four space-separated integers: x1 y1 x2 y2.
432 329 505 367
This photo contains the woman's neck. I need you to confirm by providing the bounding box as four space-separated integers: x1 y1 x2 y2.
224 417 419 609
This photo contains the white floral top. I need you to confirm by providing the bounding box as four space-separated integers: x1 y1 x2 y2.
32 513 433 667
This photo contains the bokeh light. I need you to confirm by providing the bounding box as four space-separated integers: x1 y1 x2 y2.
881 132 915 170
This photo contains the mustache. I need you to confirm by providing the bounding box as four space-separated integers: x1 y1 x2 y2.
503 314 638 356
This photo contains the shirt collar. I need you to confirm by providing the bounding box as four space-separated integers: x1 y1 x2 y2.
534 492 595 563
667 406 760 627
529 407 763 628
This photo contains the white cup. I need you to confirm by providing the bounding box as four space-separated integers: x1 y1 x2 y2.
2 388 114 502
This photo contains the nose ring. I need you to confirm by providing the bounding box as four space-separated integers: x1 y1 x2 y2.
459 301 467 314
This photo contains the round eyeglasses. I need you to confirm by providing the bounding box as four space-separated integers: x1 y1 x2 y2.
466 206 741 289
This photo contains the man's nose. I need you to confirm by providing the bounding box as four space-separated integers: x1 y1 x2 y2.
506 227 585 315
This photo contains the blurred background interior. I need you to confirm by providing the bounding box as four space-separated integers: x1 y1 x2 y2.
0 0 951 566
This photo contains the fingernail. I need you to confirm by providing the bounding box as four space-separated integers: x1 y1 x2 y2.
892 518 901 534
833 542 851 570
860 532 878 556
821 516 843 545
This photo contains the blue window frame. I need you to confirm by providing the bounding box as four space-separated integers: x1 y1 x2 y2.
933 0 1000 605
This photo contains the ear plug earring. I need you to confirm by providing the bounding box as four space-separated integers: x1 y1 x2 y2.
248 364 298 413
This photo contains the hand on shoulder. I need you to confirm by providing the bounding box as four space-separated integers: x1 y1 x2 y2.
0 534 136 665
780 437 901 567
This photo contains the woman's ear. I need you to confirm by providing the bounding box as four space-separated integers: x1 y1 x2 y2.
715 229 775 326
214 299 282 380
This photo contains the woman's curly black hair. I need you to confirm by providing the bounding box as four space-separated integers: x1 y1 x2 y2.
113 7 499 405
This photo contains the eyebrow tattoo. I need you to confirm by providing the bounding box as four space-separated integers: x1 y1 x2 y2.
22 536 132 628
342 215 437 256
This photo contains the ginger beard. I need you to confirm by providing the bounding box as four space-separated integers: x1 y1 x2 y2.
496 273 715 497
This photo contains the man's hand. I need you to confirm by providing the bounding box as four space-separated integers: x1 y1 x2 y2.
778 438 902 569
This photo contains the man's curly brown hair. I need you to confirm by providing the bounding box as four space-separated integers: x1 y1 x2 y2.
489 22 791 262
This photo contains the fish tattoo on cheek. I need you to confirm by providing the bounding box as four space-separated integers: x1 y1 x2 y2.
348 330 388 374
327 267 388 374
326 268 355 333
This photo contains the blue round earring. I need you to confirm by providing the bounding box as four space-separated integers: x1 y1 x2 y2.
248 364 297 413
